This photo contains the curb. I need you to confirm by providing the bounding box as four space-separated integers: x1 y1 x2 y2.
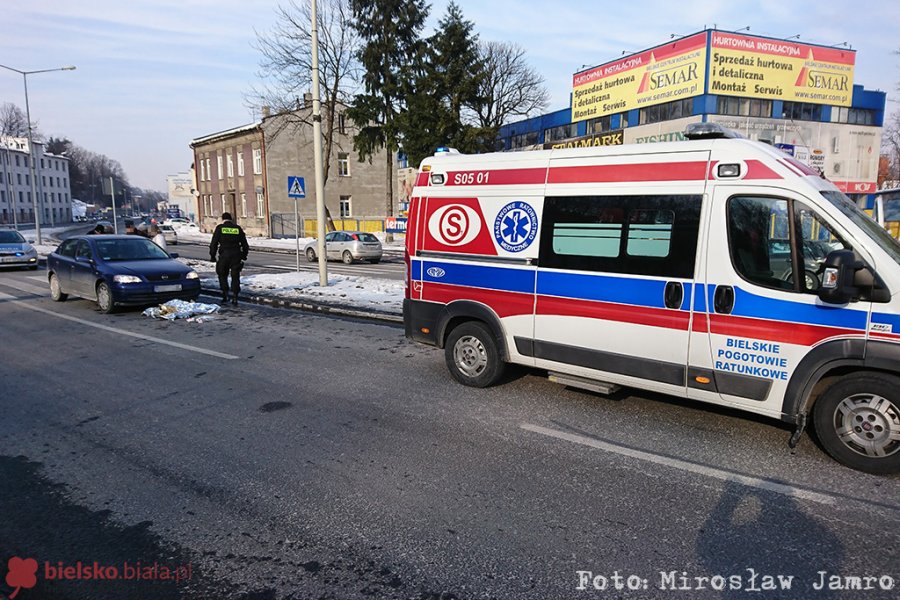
199 287 402 324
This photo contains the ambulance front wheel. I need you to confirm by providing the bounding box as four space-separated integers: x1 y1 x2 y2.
445 321 505 388
812 373 900 475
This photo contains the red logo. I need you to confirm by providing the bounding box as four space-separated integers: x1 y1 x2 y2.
6 557 38 599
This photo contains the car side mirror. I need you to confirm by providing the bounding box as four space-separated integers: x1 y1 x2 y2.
818 249 890 304
169 252 179 259
27 239 35 244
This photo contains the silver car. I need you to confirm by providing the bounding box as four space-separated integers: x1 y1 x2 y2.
0 230 39 269
304 231 383 264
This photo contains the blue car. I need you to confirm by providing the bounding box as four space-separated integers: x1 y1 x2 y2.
47 235 201 313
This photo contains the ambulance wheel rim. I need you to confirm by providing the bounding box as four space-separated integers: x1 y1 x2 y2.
454 335 487 377
833 393 900 458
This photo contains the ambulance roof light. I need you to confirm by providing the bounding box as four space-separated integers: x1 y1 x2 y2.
434 147 460 156
684 123 744 140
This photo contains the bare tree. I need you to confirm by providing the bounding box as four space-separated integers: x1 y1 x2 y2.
0 102 41 140
882 110 900 185
467 41 550 129
247 0 361 185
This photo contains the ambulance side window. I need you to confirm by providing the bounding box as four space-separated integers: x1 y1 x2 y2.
727 196 850 293
540 195 701 278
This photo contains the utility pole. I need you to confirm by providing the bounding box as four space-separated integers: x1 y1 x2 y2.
311 0 328 286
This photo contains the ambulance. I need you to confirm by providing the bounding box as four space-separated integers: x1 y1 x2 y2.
402 123 900 474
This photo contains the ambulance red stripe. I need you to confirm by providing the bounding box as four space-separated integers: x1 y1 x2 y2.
709 314 862 346
547 161 708 184
536 296 691 330
421 282 534 318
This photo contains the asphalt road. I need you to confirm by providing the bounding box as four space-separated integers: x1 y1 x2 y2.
0 268 898 599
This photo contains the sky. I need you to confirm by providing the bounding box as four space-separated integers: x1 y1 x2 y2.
2 0 897 192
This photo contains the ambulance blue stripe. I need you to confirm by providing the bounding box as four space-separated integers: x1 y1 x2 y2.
871 312 900 329
537 271 670 310
417 259 535 293
730 286 867 330
692 283 708 312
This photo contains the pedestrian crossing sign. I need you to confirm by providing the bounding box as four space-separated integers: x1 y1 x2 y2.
288 176 306 198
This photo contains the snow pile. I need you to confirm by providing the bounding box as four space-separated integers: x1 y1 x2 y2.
238 271 404 312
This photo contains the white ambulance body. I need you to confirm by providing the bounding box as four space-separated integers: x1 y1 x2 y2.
403 124 900 474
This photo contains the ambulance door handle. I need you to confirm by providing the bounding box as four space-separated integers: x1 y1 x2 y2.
714 285 734 314
664 281 683 309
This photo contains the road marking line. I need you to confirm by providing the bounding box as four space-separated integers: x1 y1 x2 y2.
520 423 841 506
0 290 238 359
0 279 50 296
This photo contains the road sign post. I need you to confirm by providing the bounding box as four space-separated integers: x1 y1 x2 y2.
288 176 306 271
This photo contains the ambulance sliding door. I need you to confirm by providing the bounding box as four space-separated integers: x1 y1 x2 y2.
532 187 705 397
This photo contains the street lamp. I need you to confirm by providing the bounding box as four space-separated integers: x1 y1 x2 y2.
0 63 76 244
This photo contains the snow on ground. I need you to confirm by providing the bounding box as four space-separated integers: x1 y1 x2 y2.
226 271 404 313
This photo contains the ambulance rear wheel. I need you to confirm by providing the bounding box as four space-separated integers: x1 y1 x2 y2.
812 373 900 475
445 321 504 388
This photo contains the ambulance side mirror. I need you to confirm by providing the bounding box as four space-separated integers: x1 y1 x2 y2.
818 250 890 304
818 250 861 304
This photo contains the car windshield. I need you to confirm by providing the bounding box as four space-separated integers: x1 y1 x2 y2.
94 238 171 261
0 231 26 244
356 233 379 243
820 191 900 265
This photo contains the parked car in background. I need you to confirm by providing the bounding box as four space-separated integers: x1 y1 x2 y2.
47 235 200 313
94 220 114 233
163 218 191 227
0 230 38 269
158 224 178 245
304 231 383 264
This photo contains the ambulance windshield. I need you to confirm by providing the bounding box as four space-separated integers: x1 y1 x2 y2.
821 191 900 265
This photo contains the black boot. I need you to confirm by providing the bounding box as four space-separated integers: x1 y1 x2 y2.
231 296 238 306
221 294 229 304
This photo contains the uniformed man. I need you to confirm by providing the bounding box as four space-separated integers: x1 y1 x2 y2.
209 212 249 305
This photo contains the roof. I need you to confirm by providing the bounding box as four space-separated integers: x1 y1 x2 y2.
190 122 261 147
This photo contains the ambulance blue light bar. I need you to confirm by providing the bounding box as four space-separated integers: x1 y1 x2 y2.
684 123 743 140
434 147 460 156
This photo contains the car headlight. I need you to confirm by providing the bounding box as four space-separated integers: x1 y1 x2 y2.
113 275 142 283
185 271 199 280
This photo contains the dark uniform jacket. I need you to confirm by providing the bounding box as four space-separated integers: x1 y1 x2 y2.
209 220 250 261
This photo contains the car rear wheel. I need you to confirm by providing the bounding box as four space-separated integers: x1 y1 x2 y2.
96 282 116 314
444 321 505 388
812 373 900 474
306 248 317 262
342 250 354 264
49 273 67 302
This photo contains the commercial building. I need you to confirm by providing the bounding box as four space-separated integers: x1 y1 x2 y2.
166 172 198 221
498 29 886 197
0 136 73 226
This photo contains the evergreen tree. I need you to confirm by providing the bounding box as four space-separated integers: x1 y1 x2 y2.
348 0 428 218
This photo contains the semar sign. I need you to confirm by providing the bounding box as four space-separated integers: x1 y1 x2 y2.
572 33 707 123
708 32 855 106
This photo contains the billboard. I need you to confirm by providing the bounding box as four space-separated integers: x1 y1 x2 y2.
709 32 855 106
572 33 707 123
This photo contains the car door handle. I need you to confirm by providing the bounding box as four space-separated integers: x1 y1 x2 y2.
714 285 735 314
664 281 683 309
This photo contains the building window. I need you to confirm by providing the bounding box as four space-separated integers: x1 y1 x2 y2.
205 158 211 180
639 98 693 125
217 155 223 179
544 123 578 142
338 113 346 134
240 193 247 217
831 107 875 126
200 160 205 181
237 151 244 176
256 192 265 217
338 152 350 177
782 102 822 122
227 153 234 177
717 96 772 118
221 194 226 215
42 176 46 187
510 131 539 149
339 196 351 217
253 148 262 174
